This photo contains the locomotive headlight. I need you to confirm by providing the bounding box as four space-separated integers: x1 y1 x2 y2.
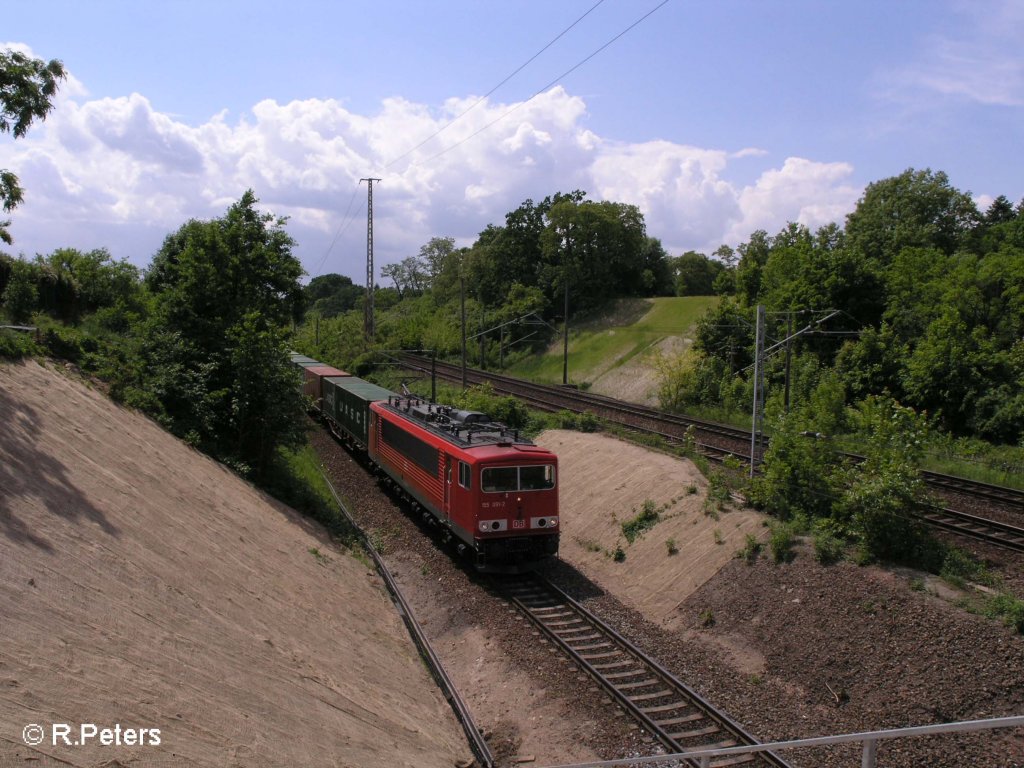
530 516 559 529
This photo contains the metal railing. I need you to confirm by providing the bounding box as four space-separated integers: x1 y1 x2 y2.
538 715 1024 768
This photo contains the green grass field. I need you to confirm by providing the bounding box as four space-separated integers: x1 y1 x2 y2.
507 296 718 385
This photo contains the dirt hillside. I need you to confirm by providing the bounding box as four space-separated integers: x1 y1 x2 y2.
535 429 765 628
0 359 471 768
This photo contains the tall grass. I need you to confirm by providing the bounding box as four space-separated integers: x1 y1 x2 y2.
507 297 719 384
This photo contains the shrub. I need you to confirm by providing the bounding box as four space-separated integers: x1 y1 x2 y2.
0 328 38 359
985 594 1024 634
768 522 796 563
939 546 991 588
812 529 845 565
737 534 761 564
621 499 660 543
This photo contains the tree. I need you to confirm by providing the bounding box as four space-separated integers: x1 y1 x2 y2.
140 191 306 477
1 257 38 322
381 255 429 298
539 198 648 315
418 236 456 283
711 244 737 295
844 168 979 266
0 49 66 244
837 397 937 566
304 273 361 318
733 230 771 304
41 247 143 317
641 237 674 296
673 250 722 296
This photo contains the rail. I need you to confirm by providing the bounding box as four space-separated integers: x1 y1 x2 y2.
318 469 495 768
537 715 1024 768
502 575 792 767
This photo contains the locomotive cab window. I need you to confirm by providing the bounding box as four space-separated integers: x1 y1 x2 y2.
482 465 556 493
458 461 471 490
520 464 555 490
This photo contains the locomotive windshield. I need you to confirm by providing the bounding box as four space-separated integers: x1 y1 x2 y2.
482 464 555 493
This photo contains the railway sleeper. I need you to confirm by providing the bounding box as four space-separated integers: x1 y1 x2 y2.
626 689 674 703
564 637 606 647
529 605 570 615
591 659 636 671
573 642 615 652
651 711 703 727
641 701 693 715
579 650 622 660
616 678 660 691
557 626 602 638
604 669 647 681
670 723 720 740
709 752 756 767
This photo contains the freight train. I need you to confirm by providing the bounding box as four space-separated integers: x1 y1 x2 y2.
291 353 560 571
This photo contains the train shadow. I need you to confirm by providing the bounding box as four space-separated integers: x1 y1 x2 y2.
475 554 606 602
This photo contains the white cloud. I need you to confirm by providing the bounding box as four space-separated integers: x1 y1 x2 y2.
0 67 863 275
727 158 860 244
884 0 1024 107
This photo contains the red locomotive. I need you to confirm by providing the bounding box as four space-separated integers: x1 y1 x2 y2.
291 354 560 571
369 394 559 571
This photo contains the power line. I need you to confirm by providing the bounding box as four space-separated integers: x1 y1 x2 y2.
384 0 608 170
312 182 364 278
409 0 671 169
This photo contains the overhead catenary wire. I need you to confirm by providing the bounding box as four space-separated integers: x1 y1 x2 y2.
384 0 608 170
312 182 366 278
407 0 671 169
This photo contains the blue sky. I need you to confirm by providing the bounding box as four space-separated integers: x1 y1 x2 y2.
2 0 1022 284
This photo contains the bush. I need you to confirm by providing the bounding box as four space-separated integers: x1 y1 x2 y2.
985 594 1024 634
622 499 659 543
940 546 992 588
42 324 98 363
0 328 39 359
737 534 761 564
768 522 796 563
812 528 845 565
549 408 602 433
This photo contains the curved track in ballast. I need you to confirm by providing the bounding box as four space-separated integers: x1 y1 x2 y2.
495 574 793 768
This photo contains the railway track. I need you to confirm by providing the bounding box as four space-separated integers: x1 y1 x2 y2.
919 506 1024 551
497 574 792 768
400 354 1024 552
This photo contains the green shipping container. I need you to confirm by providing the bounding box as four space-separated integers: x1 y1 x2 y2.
323 377 395 447
290 354 320 367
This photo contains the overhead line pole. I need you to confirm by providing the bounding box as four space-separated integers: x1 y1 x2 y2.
749 304 766 478
361 177 381 343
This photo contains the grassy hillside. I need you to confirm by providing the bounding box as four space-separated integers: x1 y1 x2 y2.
507 297 718 395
